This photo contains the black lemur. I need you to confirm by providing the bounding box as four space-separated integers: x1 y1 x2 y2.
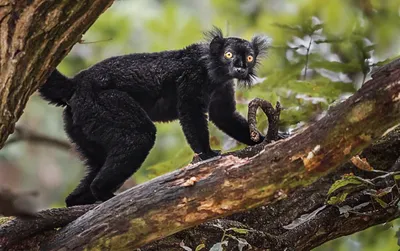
39 27 269 207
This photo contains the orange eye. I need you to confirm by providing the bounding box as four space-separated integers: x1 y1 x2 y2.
247 55 254 62
224 51 233 59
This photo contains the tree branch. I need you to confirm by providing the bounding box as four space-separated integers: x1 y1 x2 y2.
4 126 71 151
0 205 96 249
248 99 282 143
0 59 398 250
1 127 399 251
132 126 400 251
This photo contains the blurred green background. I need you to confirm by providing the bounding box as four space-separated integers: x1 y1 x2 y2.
1 0 400 250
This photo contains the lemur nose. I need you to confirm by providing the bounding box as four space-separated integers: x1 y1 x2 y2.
234 67 246 74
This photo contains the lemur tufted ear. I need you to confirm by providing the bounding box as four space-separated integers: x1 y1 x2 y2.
205 26 225 55
251 35 270 57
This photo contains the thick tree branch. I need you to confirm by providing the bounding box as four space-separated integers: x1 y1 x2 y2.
0 205 96 248
137 126 400 251
0 59 398 250
0 0 114 148
2 127 399 250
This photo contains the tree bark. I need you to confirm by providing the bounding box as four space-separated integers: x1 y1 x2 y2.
1 127 399 250
1 60 399 250
0 0 114 148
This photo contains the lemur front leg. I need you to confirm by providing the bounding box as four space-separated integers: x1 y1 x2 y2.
209 83 264 146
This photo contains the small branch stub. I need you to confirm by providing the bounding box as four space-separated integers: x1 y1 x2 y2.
248 98 282 143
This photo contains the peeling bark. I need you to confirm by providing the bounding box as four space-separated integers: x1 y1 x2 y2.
0 0 114 148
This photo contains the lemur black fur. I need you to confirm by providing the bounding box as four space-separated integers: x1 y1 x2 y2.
39 27 269 207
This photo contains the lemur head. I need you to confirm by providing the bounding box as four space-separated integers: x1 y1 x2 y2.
205 27 269 86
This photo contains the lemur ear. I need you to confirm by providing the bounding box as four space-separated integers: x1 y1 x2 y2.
251 35 270 57
210 37 224 55
205 26 225 55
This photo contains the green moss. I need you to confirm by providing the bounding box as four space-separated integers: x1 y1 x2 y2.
347 100 375 123
0 217 11 225
84 218 149 250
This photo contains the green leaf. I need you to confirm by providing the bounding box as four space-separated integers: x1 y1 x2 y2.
327 192 349 205
310 60 361 73
327 177 363 195
228 228 249 234
373 197 388 208
195 244 205 251
311 23 324 32
272 23 303 32
372 55 400 67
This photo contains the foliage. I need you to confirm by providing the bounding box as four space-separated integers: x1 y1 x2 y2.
1 0 400 250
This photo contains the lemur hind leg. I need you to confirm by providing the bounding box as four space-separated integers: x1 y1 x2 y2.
78 90 156 202
63 107 106 207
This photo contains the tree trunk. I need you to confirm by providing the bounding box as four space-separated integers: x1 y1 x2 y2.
0 0 114 148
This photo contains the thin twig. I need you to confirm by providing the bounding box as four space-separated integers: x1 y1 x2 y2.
303 36 313 80
5 126 71 151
